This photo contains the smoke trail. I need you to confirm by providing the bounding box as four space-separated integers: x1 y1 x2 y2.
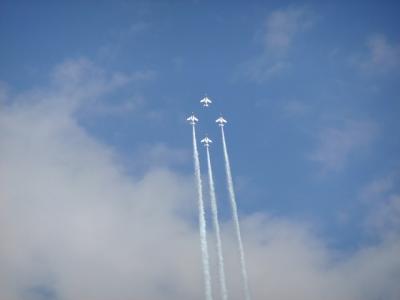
220 126 251 300
191 125 213 300
205 145 228 300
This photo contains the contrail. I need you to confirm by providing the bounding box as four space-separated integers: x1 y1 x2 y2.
205 144 228 300
191 124 213 300
220 125 251 300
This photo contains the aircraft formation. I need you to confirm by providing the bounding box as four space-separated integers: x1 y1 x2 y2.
187 95 228 132
186 95 251 300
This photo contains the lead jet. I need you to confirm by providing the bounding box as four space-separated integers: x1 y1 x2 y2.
200 136 212 147
200 95 212 107
187 114 199 125
216 116 227 127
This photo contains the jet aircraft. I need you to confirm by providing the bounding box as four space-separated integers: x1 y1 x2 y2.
200 136 212 147
216 116 227 127
200 96 212 107
187 114 199 125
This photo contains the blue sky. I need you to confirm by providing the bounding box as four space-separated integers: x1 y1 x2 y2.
1 1 400 299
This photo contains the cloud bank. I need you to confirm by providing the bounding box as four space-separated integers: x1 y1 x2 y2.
1 59 399 300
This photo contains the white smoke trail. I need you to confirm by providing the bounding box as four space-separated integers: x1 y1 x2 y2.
192 125 213 300
220 126 251 300
205 145 228 300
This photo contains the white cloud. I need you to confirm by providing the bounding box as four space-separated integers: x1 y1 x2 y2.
1 59 399 300
0 61 199 300
309 120 378 171
358 34 400 73
241 215 400 300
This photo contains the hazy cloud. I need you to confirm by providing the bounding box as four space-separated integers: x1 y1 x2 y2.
133 143 191 172
282 100 311 117
309 120 378 171
264 6 314 54
98 20 152 61
241 58 290 83
357 34 400 73
360 174 400 238
0 81 8 103
360 175 394 202
241 6 315 82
